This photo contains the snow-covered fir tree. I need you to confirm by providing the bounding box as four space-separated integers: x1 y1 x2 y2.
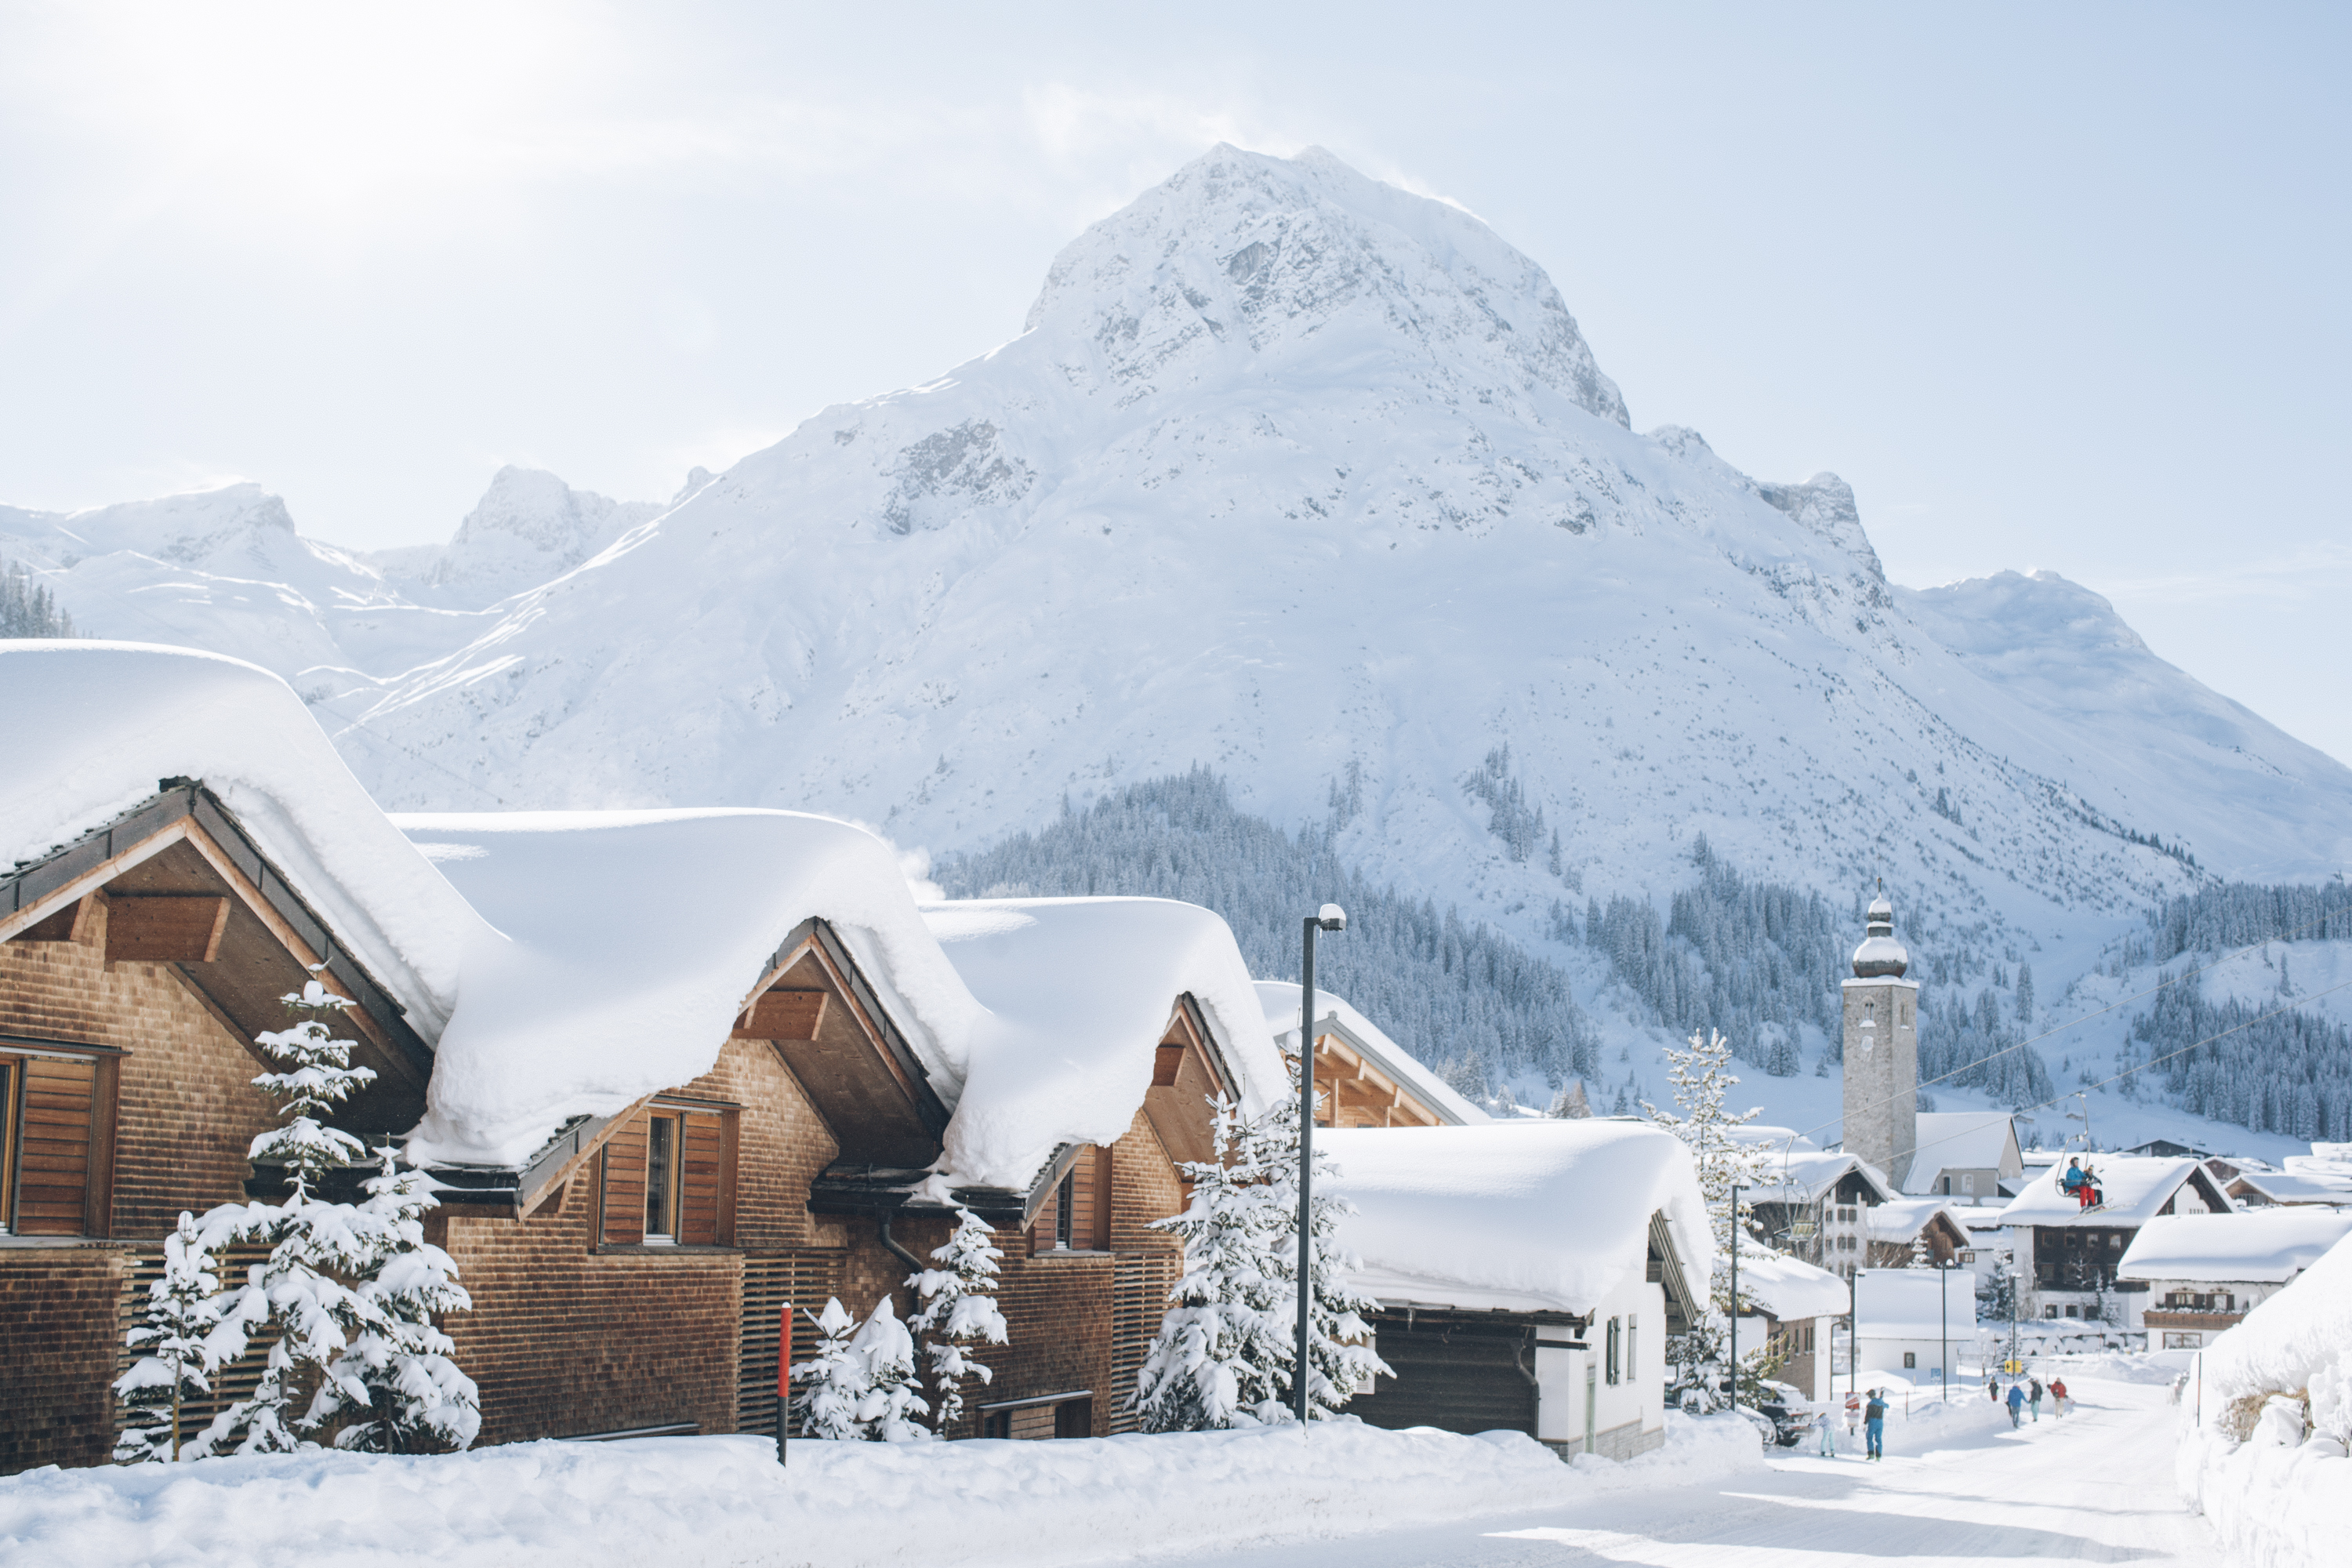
1240 1056 1389 1421
1134 1095 1293 1431
1908 1229 1933 1269
909 1208 1009 1435
307 1144 480 1452
191 974 394 1455
848 1297 929 1441
1641 1029 1769 1254
791 1298 865 1439
112 1211 231 1463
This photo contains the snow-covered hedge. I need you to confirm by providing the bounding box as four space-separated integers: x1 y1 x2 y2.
2175 1232 2352 1568
0 1416 1762 1568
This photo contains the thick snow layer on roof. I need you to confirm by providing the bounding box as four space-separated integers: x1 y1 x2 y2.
0 641 486 1036
1254 981 1490 1127
1319 1121 1710 1316
1733 1250 1849 1321
1903 1113 2018 1192
1996 1155 2225 1227
2234 1170 2352 1207
395 810 985 1168
1749 1149 1890 1207
2117 1210 2352 1283
921 897 1280 1190
1853 1268 1977 1340
2198 1229 2352 1448
1865 1198 1970 1247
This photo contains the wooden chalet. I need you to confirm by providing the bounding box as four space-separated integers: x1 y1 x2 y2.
1996 1154 2238 1328
1322 1120 1708 1461
1 777 461 1472
2117 1209 2352 1349
1740 1131 1900 1280
1254 982 1488 1131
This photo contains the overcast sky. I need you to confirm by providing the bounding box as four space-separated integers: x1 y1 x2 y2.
4 2 2347 764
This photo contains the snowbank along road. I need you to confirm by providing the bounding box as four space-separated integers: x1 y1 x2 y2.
1182 1375 2216 1567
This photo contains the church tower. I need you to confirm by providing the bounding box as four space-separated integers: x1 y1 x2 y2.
1842 891 1918 1187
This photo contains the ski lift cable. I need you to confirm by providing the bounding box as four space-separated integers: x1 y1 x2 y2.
1775 901 2352 1160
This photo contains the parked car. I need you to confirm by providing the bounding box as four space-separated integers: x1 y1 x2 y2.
1751 1379 1819 1447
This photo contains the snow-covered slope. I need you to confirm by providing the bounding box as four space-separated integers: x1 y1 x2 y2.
329 147 2350 951
365 466 678 611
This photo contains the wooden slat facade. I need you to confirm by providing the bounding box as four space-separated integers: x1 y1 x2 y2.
598 1120 648 1246
738 1249 848 1437
114 1244 277 1446
1352 1311 1539 1438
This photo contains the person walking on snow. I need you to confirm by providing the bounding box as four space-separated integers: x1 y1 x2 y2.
1864 1389 1888 1460
1818 1403 1839 1458
2028 1376 2043 1421
2006 1382 2026 1428
2050 1377 2070 1417
1986 1374 1998 1402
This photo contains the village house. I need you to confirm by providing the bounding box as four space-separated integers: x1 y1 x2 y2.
1 644 491 1472
1730 1249 1850 1403
2221 1144 2352 1210
1850 1266 1977 1391
1254 982 1488 1130
1863 1197 1973 1266
1740 1128 1899 1280
1996 1155 2238 1329
2116 1208 2352 1349
1320 1120 1708 1461
1901 1112 2025 1204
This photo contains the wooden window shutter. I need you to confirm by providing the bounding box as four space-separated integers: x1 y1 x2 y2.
600 1114 648 1245
16 1057 98 1236
679 1112 724 1247
1091 1144 1113 1250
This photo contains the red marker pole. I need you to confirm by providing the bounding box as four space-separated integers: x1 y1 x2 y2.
777 1301 792 1466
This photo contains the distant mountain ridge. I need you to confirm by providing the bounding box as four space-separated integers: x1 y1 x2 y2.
6 145 2349 1033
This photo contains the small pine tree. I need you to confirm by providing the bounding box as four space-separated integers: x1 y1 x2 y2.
112 1212 227 1463
309 1145 480 1452
848 1297 929 1441
1908 1229 1933 1269
1646 1029 1771 1410
195 975 387 1456
2015 962 2035 1022
1134 1096 1294 1431
909 1208 1009 1435
1240 1057 1390 1421
792 1298 865 1439
1548 1080 1593 1119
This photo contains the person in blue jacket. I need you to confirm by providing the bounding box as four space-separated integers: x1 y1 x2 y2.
2006 1381 2027 1428
1864 1389 1888 1459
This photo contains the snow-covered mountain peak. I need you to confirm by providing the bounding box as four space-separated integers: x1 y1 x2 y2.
1758 471 1882 580
1018 144 1628 426
369 467 663 610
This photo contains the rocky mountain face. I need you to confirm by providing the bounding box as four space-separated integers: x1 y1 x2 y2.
11 147 2351 1004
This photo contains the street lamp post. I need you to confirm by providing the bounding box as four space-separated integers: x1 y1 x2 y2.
1296 903 1346 1428
1727 1181 1743 1410
1940 1258 1949 1403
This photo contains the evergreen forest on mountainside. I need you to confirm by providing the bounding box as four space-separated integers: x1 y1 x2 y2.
938 768 2352 1142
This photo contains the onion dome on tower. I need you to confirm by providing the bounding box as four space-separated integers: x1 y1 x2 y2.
1851 891 1909 978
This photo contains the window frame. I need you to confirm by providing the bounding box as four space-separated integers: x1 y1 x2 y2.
644 1110 681 1243
0 1054 16 1233
1604 1316 1621 1385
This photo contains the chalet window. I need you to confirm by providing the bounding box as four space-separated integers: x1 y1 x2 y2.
0 1044 113 1237
1054 1170 1075 1249
1902 1351 1916 1369
1604 1316 1621 1385
2164 1332 2203 1349
1626 1315 1638 1385
1035 1145 1112 1254
600 1104 732 1247
1960 1174 1976 1194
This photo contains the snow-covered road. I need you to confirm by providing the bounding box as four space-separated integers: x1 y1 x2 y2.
1179 1378 2216 1567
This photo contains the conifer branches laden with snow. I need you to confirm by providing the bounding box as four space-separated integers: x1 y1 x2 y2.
112 1212 232 1464
1641 1029 1769 1255
791 1295 932 1442
909 1209 1009 1436
1134 1071 1387 1432
114 971 477 1461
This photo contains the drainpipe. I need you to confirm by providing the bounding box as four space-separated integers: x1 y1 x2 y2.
876 1205 927 1277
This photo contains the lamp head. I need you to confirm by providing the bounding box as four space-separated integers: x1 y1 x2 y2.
1316 904 1347 932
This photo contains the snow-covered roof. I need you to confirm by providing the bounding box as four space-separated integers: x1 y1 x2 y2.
922 897 1283 1190
1902 1112 2020 1192
1748 1146 1894 1207
2117 1210 2352 1284
1 641 488 1036
1254 981 1489 1127
1864 1197 1972 1247
1853 1268 1977 1340
1320 1120 1711 1318
1733 1250 1849 1321
1995 1155 2231 1228
396 810 988 1169
2199 1229 2352 1422
2229 1169 2352 1207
